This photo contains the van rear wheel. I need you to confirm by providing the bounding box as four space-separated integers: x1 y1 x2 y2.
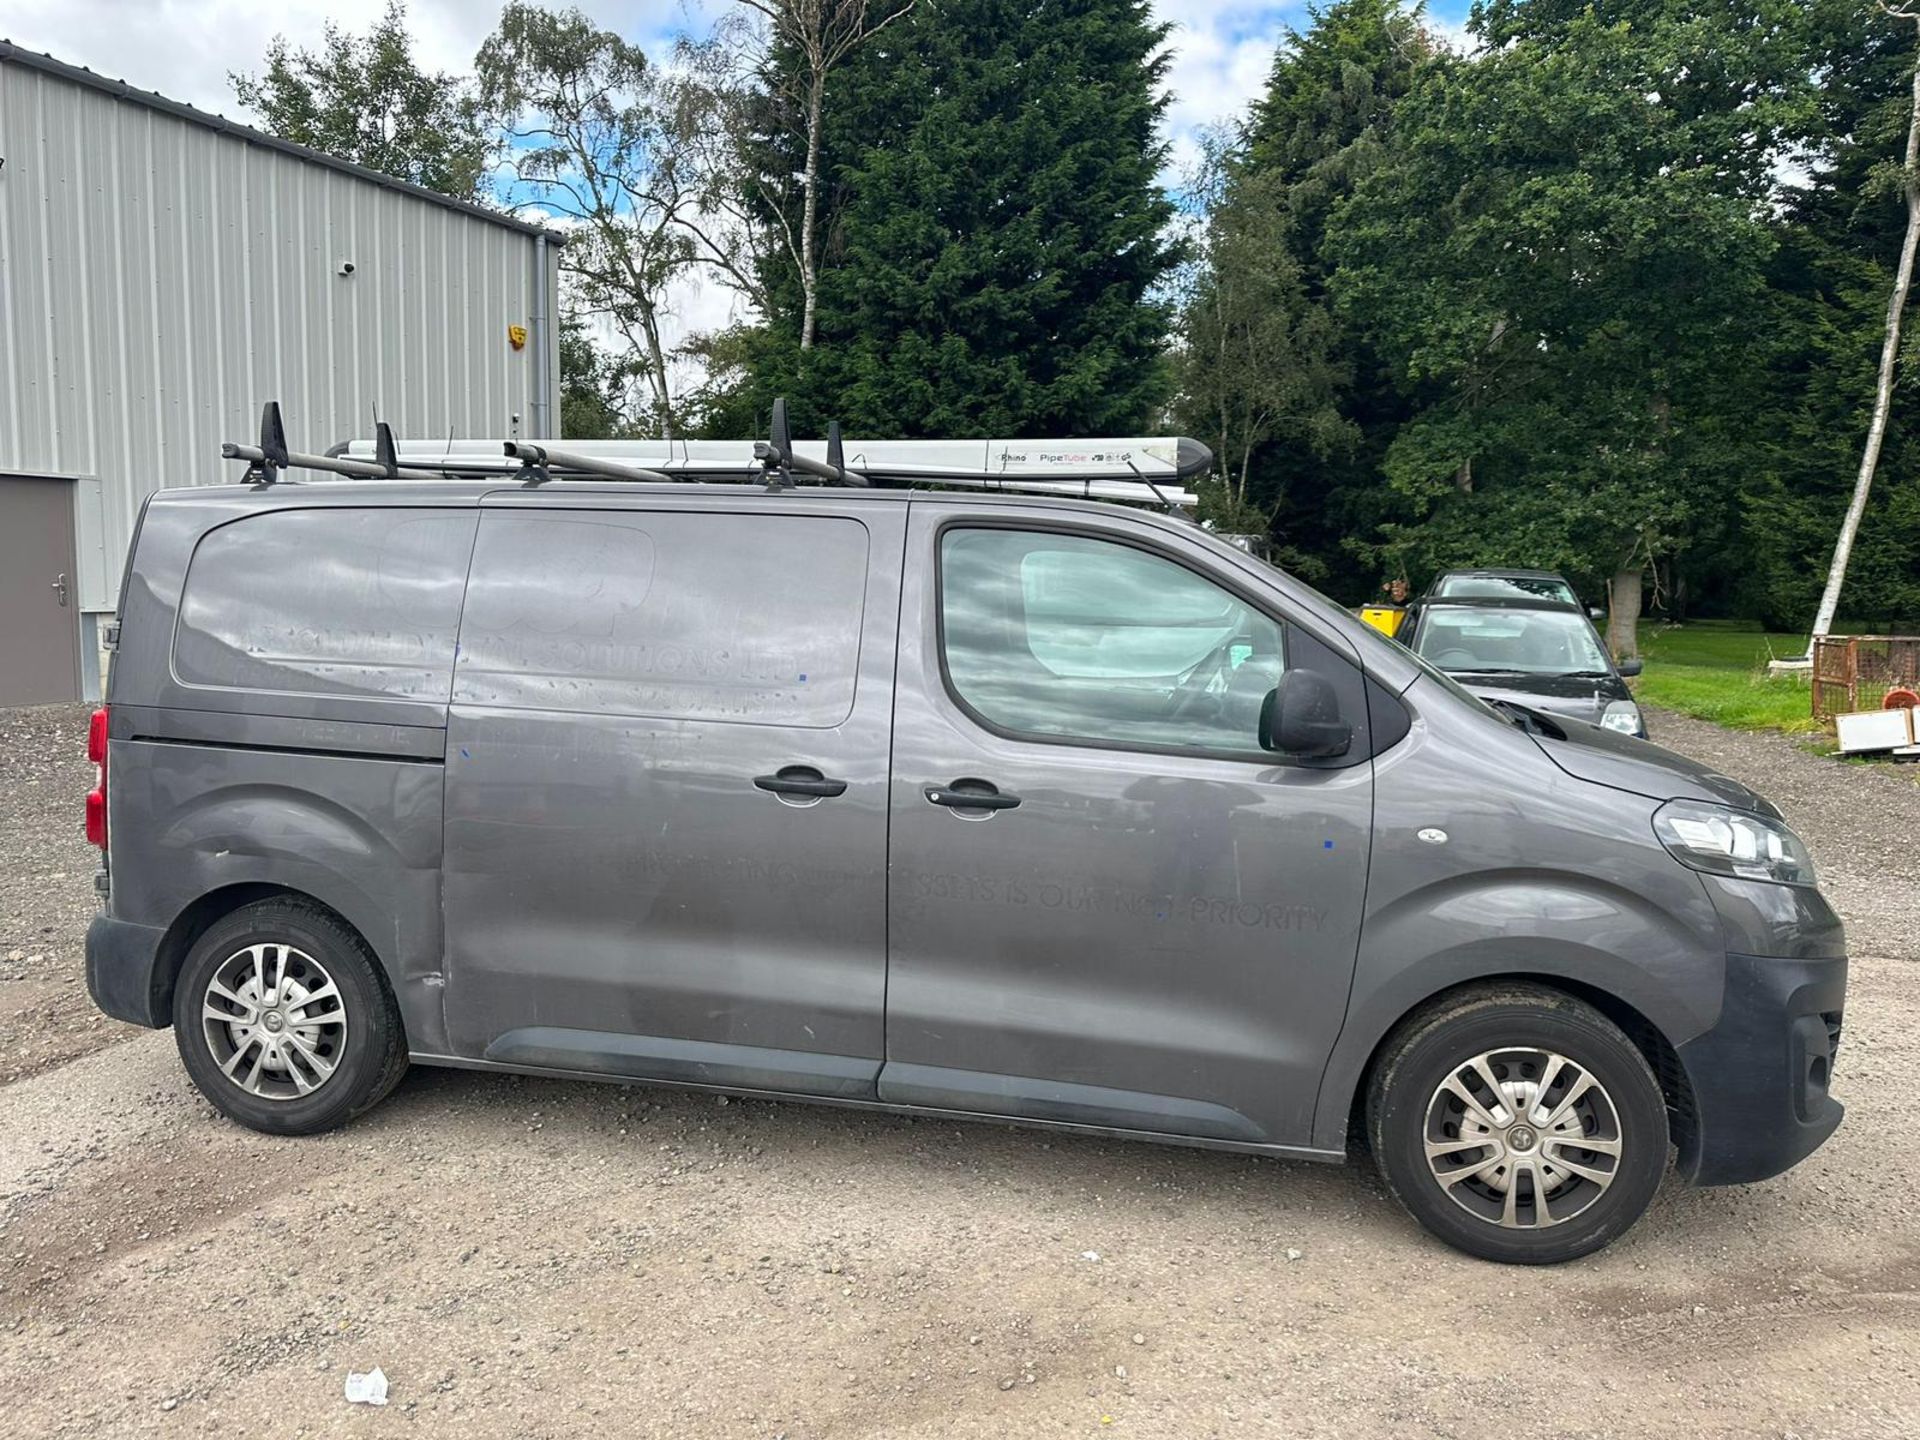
172 899 407 1135
1367 984 1667 1264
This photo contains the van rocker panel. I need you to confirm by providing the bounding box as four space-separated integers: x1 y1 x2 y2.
876 1062 1267 1142
482 1027 880 1098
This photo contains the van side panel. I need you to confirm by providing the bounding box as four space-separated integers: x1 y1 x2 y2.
882 501 1375 1148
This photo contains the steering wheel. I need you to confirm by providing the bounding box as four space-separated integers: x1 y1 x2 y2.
1432 648 1479 669
1163 641 1235 721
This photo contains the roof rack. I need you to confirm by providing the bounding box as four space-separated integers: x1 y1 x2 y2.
223 398 1212 509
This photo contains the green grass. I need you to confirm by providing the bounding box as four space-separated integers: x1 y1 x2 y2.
1632 620 1821 733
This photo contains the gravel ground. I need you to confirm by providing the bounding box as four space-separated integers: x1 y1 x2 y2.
1 704 1917 1437
0 705 135 1084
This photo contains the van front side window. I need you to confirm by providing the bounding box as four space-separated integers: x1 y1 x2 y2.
940 528 1285 756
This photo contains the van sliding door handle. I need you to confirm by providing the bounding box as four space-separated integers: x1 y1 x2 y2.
925 781 1021 811
754 767 848 799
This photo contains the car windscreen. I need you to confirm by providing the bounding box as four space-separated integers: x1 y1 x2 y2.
1434 574 1579 607
1411 606 1611 677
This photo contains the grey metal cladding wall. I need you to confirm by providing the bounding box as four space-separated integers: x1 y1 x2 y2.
0 59 555 608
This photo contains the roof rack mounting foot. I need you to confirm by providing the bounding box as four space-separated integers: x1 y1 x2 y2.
757 398 795 491
374 420 401 479
242 400 289 485
825 420 869 487
508 442 554 486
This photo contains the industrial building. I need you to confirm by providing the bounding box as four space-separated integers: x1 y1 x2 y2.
0 41 564 705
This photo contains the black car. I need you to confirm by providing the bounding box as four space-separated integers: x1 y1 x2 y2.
1426 567 1587 611
1399 596 1647 737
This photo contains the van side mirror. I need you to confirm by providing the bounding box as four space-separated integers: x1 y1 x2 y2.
1617 657 1643 677
1258 670 1352 758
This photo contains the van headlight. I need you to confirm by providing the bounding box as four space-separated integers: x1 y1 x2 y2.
1653 800 1817 886
1600 700 1643 735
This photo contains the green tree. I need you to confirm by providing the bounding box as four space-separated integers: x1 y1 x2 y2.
1244 0 1431 279
1170 149 1352 536
557 318 649 439
230 1 488 200
1196 0 1436 599
727 1 918 349
712 0 1179 439
1328 5 1812 654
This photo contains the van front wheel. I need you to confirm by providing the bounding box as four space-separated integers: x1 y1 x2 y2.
172 899 407 1135
1367 984 1668 1264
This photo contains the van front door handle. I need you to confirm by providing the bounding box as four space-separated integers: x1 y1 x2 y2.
925 780 1021 811
753 766 849 799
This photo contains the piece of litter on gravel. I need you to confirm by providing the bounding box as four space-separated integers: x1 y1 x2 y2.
344 1368 390 1406
1080 1251 1101 1262
1285 1248 1304 1262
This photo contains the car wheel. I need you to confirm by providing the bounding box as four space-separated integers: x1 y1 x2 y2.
172 899 407 1136
1367 983 1668 1264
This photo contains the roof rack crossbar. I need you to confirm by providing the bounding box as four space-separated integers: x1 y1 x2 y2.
503 442 674 485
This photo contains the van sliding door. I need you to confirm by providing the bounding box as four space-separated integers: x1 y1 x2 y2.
438 496 905 1096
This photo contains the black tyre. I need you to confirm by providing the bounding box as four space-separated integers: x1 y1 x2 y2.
1367 983 1668 1264
172 899 408 1136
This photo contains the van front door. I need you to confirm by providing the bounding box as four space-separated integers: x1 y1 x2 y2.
440 496 904 1098
881 506 1373 1149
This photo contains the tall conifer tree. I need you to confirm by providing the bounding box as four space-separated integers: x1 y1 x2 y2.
709 0 1179 438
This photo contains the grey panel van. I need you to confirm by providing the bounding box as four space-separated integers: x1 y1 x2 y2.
84 468 1845 1264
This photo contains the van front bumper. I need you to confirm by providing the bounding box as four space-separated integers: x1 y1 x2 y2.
1675 951 1845 1186
84 911 172 1028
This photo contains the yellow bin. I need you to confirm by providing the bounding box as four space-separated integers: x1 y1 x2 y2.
1359 605 1406 638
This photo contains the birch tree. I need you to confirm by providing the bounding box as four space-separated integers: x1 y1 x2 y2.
732 0 916 349
1807 0 1920 642
476 5 696 438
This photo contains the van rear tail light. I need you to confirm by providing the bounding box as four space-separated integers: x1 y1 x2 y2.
85 707 107 848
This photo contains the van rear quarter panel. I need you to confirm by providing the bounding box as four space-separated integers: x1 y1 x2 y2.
104 739 451 1048
106 486 484 1052
1310 681 1728 1152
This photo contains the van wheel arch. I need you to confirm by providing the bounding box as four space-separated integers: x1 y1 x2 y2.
1344 975 1695 1166
151 886 399 1034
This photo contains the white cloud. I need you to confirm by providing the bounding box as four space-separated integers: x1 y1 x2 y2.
0 0 671 115
1157 6 1283 189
